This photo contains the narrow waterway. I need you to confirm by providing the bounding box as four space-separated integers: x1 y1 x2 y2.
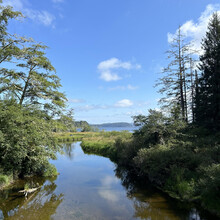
0 142 218 220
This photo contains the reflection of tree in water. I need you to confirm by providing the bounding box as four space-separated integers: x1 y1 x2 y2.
0 176 63 220
114 166 208 220
62 143 75 160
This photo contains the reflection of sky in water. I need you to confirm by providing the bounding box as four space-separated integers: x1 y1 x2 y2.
51 142 135 219
98 175 120 202
0 142 216 220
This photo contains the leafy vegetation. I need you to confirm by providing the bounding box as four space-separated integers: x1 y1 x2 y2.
0 1 219 218
80 14 220 217
0 1 68 186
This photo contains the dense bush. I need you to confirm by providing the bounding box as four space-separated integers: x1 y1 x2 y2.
112 109 220 216
199 164 220 216
0 100 60 178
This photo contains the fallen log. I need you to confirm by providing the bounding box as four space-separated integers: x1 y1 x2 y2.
18 186 41 196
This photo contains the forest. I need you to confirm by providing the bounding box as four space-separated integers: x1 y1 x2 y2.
0 1 219 217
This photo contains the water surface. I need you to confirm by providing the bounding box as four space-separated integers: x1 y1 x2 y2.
0 142 218 220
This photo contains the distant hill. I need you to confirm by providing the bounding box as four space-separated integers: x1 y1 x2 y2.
91 122 133 128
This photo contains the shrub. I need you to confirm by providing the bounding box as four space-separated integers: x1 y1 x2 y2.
0 174 11 188
199 164 220 216
42 164 58 177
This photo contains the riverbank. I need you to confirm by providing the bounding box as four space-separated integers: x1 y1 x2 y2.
80 129 220 218
2 142 213 220
0 174 13 190
54 131 132 143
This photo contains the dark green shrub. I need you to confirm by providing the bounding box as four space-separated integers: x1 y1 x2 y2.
199 164 220 216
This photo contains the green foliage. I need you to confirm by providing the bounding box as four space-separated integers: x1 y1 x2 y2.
81 124 93 132
199 164 220 216
114 138 141 166
0 1 66 182
42 164 58 177
0 100 60 177
195 13 220 130
133 109 186 147
0 1 25 64
54 132 87 142
0 174 11 188
81 131 132 161
0 42 67 117
55 109 76 132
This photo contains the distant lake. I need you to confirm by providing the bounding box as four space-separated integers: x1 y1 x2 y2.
93 126 138 132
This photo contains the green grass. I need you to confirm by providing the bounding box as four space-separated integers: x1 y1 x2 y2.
81 131 132 160
0 174 12 189
53 132 87 142
54 131 132 160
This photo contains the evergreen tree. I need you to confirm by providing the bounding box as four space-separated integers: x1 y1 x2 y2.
195 13 220 130
156 27 194 122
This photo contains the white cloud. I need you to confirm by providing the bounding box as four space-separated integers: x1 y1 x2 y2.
100 70 121 82
98 58 132 70
115 99 133 107
24 9 55 26
3 0 55 27
98 58 141 82
98 176 120 202
167 4 220 54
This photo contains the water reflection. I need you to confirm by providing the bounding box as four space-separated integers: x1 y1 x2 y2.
62 142 75 160
0 176 63 220
98 175 120 202
114 166 219 220
0 142 219 220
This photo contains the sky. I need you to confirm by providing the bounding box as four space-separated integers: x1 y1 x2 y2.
3 0 220 124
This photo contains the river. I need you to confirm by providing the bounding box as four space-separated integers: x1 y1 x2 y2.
0 142 218 220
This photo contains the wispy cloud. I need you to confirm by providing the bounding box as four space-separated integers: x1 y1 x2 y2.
115 99 133 107
74 104 108 112
68 98 85 104
126 110 144 116
167 4 220 54
97 58 141 82
3 0 56 27
108 84 138 91
74 99 134 112
25 9 55 26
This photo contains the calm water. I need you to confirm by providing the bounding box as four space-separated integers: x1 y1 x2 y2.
94 126 137 132
0 142 218 220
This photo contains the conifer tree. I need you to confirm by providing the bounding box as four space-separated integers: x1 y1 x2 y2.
195 13 220 130
157 27 192 122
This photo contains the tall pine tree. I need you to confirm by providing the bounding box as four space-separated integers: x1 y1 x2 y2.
195 13 220 130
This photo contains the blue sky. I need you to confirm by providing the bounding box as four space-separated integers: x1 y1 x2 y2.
3 0 220 123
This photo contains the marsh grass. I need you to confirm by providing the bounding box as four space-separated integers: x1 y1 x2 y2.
81 131 132 160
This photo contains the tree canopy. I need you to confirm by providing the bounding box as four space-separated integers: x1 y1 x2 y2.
0 1 67 178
